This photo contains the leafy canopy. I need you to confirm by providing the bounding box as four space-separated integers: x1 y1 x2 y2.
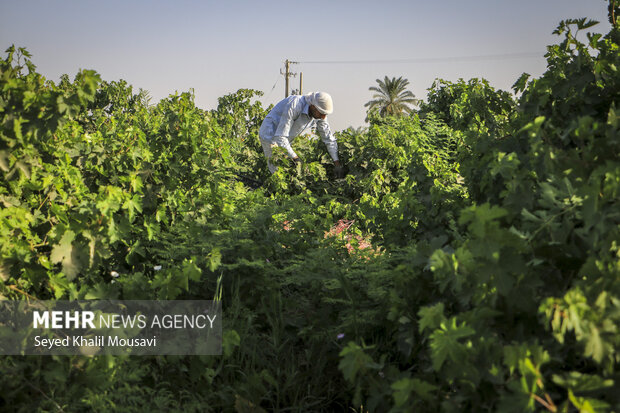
364 75 419 119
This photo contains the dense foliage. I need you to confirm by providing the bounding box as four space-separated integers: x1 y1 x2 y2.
1 16 618 413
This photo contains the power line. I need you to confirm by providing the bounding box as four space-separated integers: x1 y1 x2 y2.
296 52 543 65
265 72 281 99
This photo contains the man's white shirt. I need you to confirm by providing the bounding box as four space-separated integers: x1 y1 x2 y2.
259 94 338 161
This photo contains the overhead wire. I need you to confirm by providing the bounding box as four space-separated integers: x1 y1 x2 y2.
294 52 543 65
265 73 281 99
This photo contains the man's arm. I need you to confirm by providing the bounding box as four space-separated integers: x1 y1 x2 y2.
315 119 339 162
272 101 301 159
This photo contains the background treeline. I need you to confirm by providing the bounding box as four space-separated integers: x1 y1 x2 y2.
0 15 618 413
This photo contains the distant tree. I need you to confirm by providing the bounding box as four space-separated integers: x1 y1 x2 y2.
364 76 419 119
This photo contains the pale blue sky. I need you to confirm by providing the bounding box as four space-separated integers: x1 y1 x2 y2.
0 1 611 131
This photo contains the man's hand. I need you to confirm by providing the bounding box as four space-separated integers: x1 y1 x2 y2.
334 160 344 179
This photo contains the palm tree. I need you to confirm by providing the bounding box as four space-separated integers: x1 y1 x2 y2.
364 76 419 118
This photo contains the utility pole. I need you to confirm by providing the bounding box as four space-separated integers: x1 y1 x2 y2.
285 59 290 98
281 59 298 97
300 72 303 95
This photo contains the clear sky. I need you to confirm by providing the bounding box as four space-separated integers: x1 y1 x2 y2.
0 0 612 131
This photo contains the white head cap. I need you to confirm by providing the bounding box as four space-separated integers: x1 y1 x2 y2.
306 92 333 115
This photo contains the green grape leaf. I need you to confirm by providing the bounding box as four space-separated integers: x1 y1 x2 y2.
50 229 79 280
